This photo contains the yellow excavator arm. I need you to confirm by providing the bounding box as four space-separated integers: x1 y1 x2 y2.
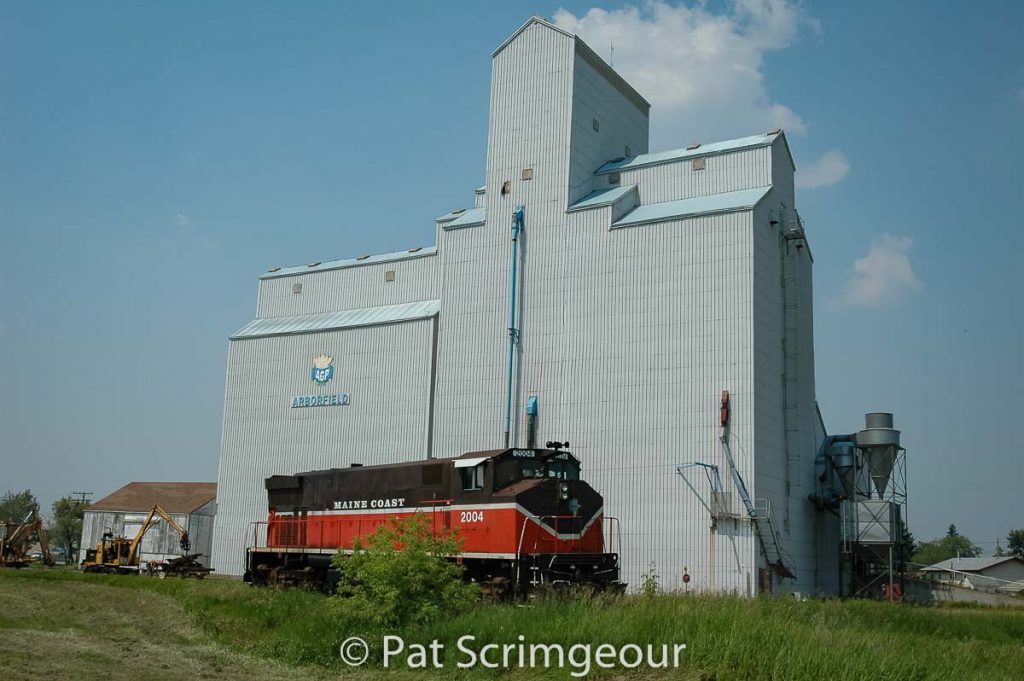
127 505 190 566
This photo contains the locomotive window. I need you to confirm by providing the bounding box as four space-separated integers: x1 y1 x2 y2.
521 460 546 479
460 464 484 491
547 460 580 480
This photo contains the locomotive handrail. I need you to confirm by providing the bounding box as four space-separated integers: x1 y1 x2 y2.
603 515 622 557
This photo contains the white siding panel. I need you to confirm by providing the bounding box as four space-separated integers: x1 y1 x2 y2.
211 319 435 575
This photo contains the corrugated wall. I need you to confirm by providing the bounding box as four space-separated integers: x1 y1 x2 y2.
257 253 441 319
620 147 772 206
79 509 214 566
211 319 435 575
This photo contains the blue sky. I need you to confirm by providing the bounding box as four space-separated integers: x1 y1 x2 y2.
1 1 1021 550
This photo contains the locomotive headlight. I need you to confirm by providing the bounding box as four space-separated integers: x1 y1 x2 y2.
559 482 570 500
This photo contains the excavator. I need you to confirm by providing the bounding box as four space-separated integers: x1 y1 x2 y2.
0 509 55 568
81 504 191 574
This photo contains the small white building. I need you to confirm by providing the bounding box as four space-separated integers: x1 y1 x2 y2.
920 556 1024 594
79 482 217 567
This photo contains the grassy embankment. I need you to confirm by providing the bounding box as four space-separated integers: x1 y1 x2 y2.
2 567 1023 680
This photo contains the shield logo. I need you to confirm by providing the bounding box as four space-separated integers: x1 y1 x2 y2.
311 354 334 384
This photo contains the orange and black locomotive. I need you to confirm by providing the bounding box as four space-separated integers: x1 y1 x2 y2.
244 444 622 593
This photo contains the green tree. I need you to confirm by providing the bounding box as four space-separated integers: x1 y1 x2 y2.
1008 529 1024 559
331 512 477 632
901 521 917 557
912 524 982 567
51 496 89 564
994 539 1005 557
0 490 40 525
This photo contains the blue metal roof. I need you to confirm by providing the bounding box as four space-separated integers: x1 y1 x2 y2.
443 206 486 230
596 133 780 175
261 246 436 280
567 185 636 212
612 186 771 229
231 299 441 340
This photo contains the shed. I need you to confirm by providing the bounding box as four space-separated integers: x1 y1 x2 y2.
920 556 1024 594
79 482 217 567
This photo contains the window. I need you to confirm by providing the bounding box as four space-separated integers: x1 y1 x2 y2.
521 460 545 479
692 157 706 171
292 283 302 294
460 464 484 491
608 172 621 185
521 167 534 180
384 270 395 282
547 460 580 480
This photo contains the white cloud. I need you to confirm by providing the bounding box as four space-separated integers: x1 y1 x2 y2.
796 149 849 189
553 0 813 146
839 234 922 308
171 213 190 227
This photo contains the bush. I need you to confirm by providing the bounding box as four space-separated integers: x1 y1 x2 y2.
330 512 478 632
640 561 660 596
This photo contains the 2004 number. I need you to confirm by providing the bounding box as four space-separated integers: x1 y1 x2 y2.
460 511 485 523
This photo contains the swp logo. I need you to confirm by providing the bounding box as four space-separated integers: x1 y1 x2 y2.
311 354 334 384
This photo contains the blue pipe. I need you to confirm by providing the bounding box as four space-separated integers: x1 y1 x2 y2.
504 206 525 447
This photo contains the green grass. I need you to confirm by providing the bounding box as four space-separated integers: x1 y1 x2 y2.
2 568 1023 680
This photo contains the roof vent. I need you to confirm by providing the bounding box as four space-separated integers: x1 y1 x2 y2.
624 145 632 157
408 247 422 253
267 266 281 273
307 261 321 268
357 255 370 261
686 142 701 150
451 208 466 215
768 128 781 135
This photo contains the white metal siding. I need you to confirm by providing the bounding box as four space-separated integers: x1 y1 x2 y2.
257 253 441 319
620 147 772 206
212 319 435 575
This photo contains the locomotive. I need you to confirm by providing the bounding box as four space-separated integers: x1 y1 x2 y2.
244 444 622 593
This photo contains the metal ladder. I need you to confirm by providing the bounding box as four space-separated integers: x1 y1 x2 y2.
720 434 796 579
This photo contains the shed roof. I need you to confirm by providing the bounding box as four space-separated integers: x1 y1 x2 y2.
261 246 436 280
920 556 1024 573
231 299 441 340
596 132 792 174
88 482 216 514
567 185 637 212
612 186 771 228
444 206 486 229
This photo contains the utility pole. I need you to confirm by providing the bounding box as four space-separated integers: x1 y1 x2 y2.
71 491 92 505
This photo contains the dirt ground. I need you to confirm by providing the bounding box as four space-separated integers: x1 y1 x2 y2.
0 574 334 681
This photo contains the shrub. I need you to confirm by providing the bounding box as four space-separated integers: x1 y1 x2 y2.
330 512 478 632
640 561 660 596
